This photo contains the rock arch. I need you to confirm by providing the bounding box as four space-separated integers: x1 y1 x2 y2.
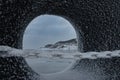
0 0 120 80
1 0 120 52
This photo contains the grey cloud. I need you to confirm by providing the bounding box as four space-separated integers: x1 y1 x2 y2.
23 15 76 49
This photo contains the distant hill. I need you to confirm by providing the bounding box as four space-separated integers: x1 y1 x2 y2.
44 38 77 50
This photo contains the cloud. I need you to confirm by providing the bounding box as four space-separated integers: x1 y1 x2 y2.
23 15 76 49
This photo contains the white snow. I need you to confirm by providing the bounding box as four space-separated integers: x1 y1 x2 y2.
0 45 120 59
0 46 120 80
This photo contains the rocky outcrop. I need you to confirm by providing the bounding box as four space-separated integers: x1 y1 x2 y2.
44 38 77 49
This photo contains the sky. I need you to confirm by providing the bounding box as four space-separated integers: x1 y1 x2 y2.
23 15 76 49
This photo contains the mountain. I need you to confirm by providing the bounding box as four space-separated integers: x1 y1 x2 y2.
44 38 77 50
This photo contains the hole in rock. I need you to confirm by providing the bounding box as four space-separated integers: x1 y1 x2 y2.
23 15 77 74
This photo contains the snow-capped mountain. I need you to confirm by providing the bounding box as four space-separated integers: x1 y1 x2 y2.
44 38 77 50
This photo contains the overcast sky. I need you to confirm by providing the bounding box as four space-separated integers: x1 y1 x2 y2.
23 15 76 49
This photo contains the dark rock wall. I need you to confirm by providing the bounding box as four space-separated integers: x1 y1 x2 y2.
0 0 120 80
0 56 40 80
72 57 120 80
0 0 120 52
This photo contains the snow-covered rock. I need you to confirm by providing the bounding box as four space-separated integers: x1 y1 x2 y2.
44 38 77 50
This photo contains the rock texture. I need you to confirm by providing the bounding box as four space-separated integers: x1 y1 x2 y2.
0 0 120 52
0 0 120 80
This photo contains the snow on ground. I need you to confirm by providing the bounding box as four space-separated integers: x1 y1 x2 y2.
0 45 120 59
1 46 120 80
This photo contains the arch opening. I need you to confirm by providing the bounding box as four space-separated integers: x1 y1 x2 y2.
23 15 78 74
